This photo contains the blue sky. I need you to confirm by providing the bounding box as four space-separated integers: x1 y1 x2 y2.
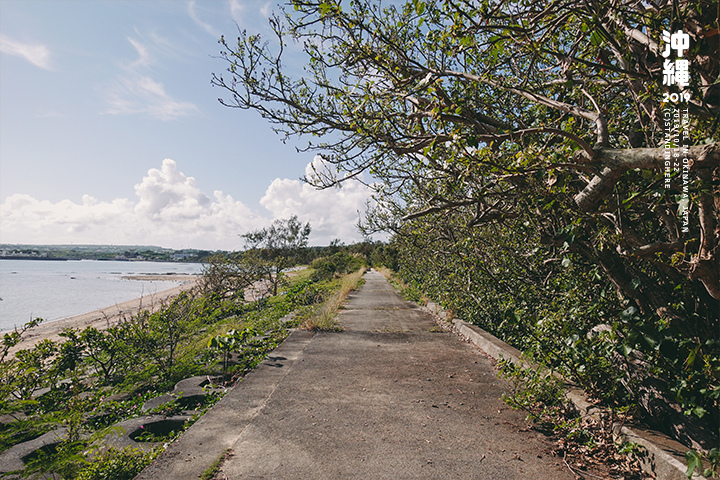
0 0 375 250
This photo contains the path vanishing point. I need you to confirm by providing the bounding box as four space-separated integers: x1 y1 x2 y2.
136 270 574 480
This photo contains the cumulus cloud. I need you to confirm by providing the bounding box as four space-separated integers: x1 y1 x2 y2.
135 159 211 220
0 35 52 70
0 158 374 249
1 194 136 245
261 156 374 244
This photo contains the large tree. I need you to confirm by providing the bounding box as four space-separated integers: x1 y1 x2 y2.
213 0 719 443
213 0 719 310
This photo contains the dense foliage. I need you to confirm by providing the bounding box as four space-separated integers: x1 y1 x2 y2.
1 291 291 479
213 0 720 453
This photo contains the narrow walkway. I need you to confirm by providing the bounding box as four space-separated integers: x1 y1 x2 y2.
137 271 572 480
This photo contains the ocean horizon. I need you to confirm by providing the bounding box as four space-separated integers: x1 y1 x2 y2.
0 259 204 332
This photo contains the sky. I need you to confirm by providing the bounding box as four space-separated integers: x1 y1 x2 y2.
0 0 377 250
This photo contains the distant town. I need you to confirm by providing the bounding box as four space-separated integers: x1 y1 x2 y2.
0 244 216 263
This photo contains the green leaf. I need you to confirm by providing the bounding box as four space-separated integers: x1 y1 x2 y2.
621 306 638 319
685 450 703 478
691 406 707 418
589 31 603 47
319 2 332 15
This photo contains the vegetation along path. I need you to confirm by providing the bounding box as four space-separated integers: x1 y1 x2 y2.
136 270 572 480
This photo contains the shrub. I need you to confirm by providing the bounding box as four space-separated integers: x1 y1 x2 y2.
76 446 158 480
310 252 366 281
285 280 325 306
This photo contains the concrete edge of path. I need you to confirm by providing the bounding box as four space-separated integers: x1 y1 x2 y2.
134 329 315 480
421 301 701 480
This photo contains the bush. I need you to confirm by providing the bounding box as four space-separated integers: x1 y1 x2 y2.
311 252 366 281
76 446 158 480
286 280 325 306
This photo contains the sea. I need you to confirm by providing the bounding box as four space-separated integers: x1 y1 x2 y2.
0 259 204 332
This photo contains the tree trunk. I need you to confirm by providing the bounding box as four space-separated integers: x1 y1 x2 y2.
573 144 720 212
635 377 718 451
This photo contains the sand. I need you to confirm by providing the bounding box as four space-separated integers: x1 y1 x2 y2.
121 274 200 282
8 279 199 356
7 271 301 356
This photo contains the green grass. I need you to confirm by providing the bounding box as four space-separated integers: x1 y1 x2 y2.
199 448 232 480
300 268 366 331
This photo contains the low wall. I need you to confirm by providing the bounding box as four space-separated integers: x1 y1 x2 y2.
421 301 702 480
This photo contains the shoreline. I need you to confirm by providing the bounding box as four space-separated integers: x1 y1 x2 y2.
8 280 198 356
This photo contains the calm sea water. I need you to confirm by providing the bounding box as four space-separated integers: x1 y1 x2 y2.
0 260 204 332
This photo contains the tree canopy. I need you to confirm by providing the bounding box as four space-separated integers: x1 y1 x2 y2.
241 215 311 262
213 0 720 447
213 0 719 306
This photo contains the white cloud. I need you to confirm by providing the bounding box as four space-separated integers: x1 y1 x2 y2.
102 35 197 121
225 1 276 29
259 2 273 19
261 156 374 244
134 159 211 220
228 0 246 25
128 37 152 68
0 35 52 70
1 194 136 244
0 158 374 250
188 0 220 37
105 74 198 120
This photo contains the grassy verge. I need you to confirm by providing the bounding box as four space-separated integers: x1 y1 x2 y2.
497 359 650 479
375 266 427 305
299 268 367 331
200 448 232 480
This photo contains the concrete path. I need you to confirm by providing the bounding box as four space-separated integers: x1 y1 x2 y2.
137 271 573 480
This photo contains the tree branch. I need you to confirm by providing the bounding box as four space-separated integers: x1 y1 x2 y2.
574 144 720 212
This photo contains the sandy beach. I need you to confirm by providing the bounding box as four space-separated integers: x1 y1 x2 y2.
8 278 198 356
7 272 299 356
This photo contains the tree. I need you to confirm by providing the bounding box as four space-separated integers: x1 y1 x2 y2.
212 0 720 447
144 292 202 381
213 0 719 307
200 252 267 300
241 215 312 295
207 328 259 379
80 326 125 385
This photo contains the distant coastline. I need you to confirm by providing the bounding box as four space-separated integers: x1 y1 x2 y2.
1 244 217 263
0 256 68 261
